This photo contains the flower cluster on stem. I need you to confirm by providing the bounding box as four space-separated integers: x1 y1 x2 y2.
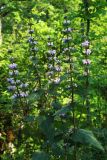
81 31 91 123
47 37 61 85
62 16 76 95
27 22 41 91
82 40 91 76
28 26 38 58
7 56 28 101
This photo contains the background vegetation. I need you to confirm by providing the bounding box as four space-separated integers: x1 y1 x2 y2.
0 0 107 159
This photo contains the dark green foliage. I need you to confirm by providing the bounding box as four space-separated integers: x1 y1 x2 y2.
0 0 107 160
32 152 49 160
72 129 104 151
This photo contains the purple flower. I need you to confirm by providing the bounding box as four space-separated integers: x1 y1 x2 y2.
48 64 53 69
48 57 53 61
14 70 19 75
11 94 18 99
47 42 54 46
47 71 54 76
16 80 20 84
85 49 91 55
54 58 61 64
63 37 72 43
9 72 13 76
33 41 38 45
20 83 28 88
48 50 56 55
53 57 57 61
63 28 72 33
55 66 61 72
28 30 34 34
63 48 69 53
53 78 60 84
7 78 15 84
63 20 70 25
9 70 19 76
29 56 33 60
68 28 72 32
82 59 91 65
83 70 90 76
7 78 13 82
9 63 17 69
31 47 38 52
82 40 89 47
73 83 78 88
20 92 28 98
63 47 75 53
28 37 34 43
8 86 16 91
83 72 88 76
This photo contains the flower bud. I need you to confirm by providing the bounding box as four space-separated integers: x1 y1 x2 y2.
82 40 89 47
85 49 91 55
82 59 91 65
9 63 17 69
8 86 16 91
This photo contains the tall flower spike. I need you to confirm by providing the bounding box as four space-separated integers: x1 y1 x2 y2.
7 57 29 101
7 60 20 99
47 37 61 84
82 39 91 76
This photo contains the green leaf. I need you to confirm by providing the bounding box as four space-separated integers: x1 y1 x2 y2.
32 152 49 160
72 129 104 151
51 100 62 110
24 115 35 122
38 116 54 141
54 104 71 117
